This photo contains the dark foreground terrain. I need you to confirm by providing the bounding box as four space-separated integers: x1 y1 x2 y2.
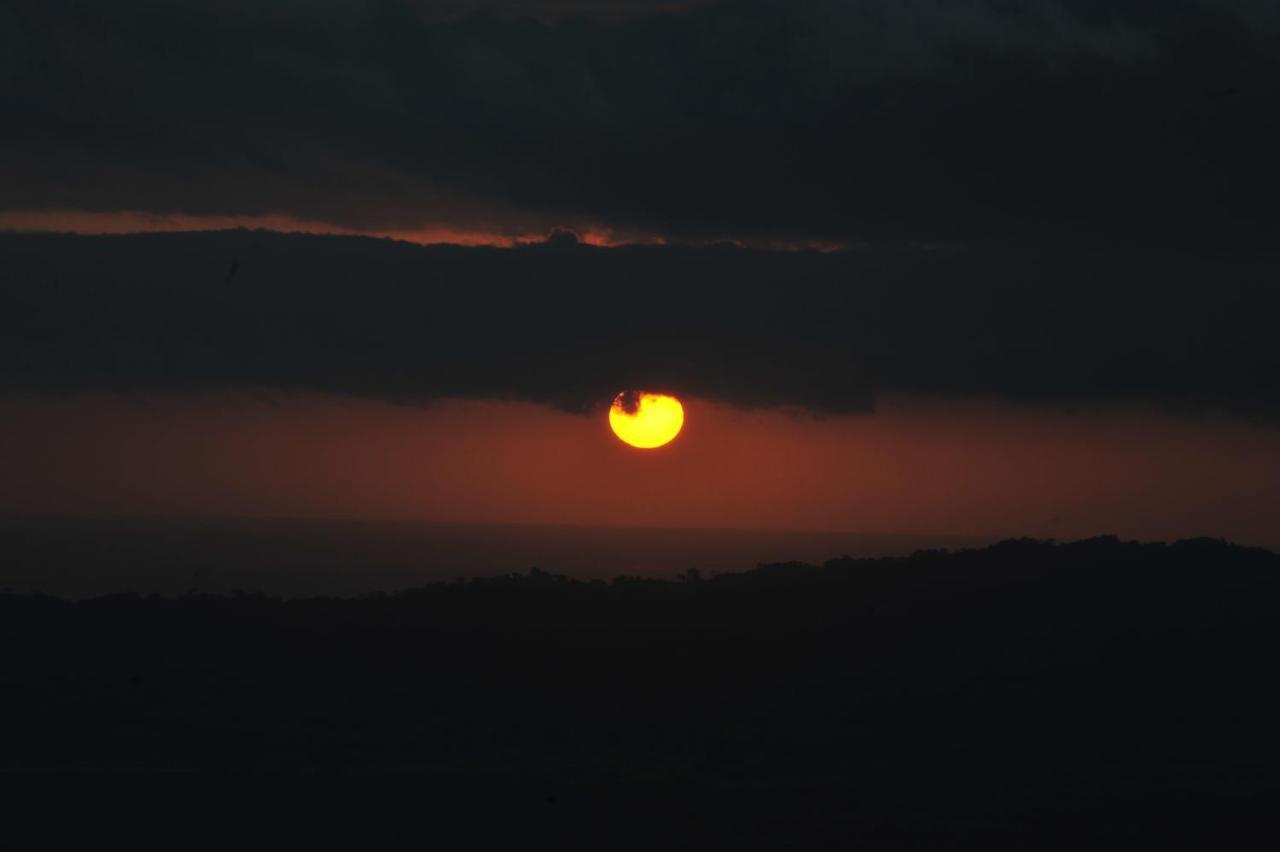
4 537 1279 850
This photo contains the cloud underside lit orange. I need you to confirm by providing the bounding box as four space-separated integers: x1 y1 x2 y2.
0 209 852 251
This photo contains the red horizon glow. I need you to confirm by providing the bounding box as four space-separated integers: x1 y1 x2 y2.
2 393 1278 549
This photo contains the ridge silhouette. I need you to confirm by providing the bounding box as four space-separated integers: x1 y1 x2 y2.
4 537 1278 850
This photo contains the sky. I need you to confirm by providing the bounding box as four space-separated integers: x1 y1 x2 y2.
2 1 1279 544
4 393 1280 546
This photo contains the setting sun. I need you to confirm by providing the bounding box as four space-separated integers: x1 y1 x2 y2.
608 391 685 449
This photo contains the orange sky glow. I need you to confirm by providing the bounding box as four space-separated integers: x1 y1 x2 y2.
3 393 1277 548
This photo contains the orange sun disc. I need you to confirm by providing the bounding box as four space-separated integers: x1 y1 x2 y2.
608 391 685 449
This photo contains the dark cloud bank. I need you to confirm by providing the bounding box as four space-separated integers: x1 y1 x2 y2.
2 230 1277 417
4 2 1278 417
3 0 1279 244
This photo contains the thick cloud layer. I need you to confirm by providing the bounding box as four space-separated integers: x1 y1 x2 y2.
3 230 1277 417
3 0 1278 244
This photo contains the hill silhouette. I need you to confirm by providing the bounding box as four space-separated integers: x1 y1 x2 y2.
4 537 1278 850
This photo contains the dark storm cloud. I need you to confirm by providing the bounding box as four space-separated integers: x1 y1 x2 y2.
2 0 1278 244
2 230 1278 418
5 3 1278 416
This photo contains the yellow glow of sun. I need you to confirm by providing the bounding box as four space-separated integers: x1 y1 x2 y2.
608 391 685 449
